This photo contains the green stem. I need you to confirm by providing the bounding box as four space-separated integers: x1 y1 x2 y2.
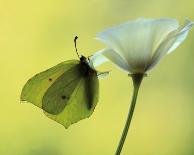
115 73 144 155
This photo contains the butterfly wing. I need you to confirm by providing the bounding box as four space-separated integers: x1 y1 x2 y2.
21 59 99 128
44 70 99 128
20 60 79 109
42 64 84 114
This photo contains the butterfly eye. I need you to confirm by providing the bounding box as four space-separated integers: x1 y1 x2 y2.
48 78 52 82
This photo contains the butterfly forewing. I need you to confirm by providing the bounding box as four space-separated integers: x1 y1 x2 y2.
20 60 79 109
44 68 99 128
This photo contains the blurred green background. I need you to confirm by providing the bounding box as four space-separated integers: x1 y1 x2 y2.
1 0 194 154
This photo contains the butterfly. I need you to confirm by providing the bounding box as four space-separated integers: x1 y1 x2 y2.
20 36 108 128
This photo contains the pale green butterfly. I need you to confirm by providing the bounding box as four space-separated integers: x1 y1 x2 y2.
20 36 108 128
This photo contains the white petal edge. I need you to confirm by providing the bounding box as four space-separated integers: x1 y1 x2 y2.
167 19 194 54
146 19 194 71
97 48 131 73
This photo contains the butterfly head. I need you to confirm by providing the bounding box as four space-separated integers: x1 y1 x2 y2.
80 55 92 68
74 36 96 73
80 55 87 62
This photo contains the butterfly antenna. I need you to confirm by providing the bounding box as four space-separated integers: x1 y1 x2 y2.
74 36 80 59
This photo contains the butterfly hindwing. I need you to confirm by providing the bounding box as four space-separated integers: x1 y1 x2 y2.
44 68 99 128
42 64 84 114
20 60 79 109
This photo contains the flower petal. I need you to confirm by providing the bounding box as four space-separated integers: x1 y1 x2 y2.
167 19 194 54
147 19 194 71
96 18 179 73
98 48 130 72
88 51 109 70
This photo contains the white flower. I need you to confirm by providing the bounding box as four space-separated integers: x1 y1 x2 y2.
95 18 194 74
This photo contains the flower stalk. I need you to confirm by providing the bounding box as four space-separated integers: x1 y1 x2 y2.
115 73 144 155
